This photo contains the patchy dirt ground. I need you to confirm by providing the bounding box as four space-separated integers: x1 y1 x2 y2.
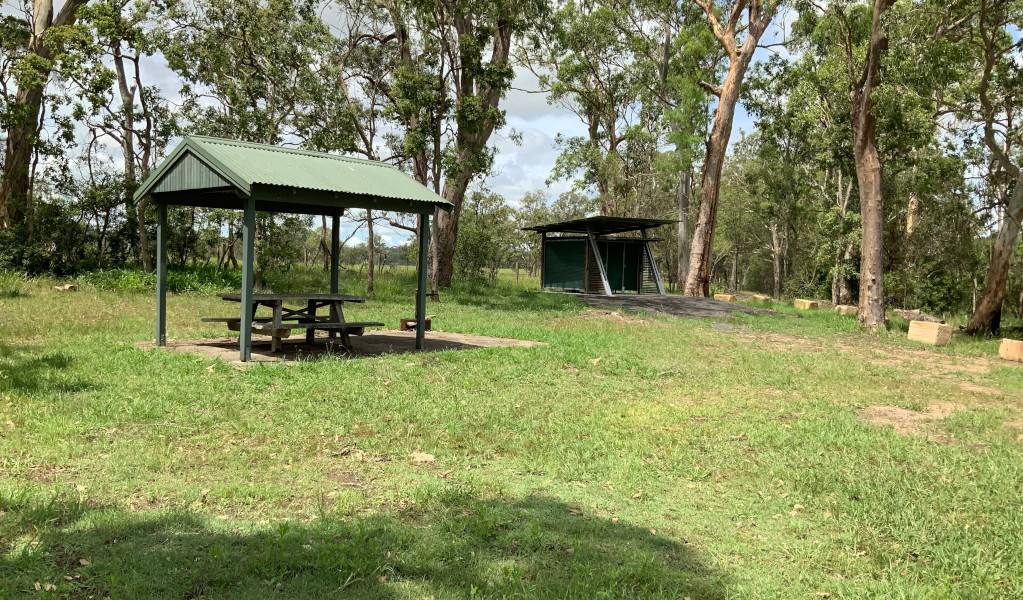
859 402 963 437
735 329 1023 441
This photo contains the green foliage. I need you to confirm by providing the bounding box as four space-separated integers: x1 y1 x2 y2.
454 190 518 282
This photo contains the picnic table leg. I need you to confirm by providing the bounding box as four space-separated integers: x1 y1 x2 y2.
305 300 316 344
334 300 352 349
271 300 283 353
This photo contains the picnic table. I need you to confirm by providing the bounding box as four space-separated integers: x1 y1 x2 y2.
203 293 384 352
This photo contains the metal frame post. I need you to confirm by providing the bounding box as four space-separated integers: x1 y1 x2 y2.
641 229 666 295
539 232 546 290
155 201 167 346
239 197 256 361
330 210 341 294
586 226 613 296
416 213 430 350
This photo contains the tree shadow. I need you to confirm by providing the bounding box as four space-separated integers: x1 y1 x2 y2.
0 345 101 396
0 492 728 599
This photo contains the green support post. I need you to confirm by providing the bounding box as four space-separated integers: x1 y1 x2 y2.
155 201 167 346
330 210 340 294
240 197 256 361
416 212 430 350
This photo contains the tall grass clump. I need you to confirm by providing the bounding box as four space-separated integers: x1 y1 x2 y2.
0 270 25 298
80 266 243 294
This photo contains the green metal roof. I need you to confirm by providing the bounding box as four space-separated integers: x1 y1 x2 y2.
522 216 677 235
135 136 451 215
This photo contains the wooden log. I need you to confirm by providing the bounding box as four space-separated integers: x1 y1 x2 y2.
53 284 78 292
907 320 953 346
794 299 819 310
753 294 771 301
834 304 858 316
714 294 737 303
999 338 1023 363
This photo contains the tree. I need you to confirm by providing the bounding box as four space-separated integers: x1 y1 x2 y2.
683 0 778 297
69 0 175 271
965 0 1023 334
427 0 548 293
847 0 897 329
1 0 90 230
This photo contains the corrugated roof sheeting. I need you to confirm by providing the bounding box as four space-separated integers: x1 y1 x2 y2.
136 136 450 211
190 137 445 205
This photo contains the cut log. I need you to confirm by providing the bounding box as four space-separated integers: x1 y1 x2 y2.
834 304 858 316
907 320 952 346
54 284 79 292
999 338 1023 363
714 294 737 303
753 294 771 301
794 299 819 310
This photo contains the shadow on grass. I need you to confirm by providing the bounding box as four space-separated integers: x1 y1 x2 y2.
0 345 101 396
0 492 727 599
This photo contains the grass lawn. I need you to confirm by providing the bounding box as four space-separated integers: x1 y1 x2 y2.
2 268 1022 599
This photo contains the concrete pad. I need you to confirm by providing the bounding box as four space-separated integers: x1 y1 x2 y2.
137 330 543 366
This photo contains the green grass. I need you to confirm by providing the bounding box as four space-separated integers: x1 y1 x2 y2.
2 268 1023 598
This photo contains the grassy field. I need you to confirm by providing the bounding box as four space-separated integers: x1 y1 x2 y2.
2 267 1022 599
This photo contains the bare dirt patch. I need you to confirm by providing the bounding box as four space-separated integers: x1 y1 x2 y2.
959 382 1002 395
860 402 962 437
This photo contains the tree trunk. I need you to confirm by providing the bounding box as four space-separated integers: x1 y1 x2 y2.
771 222 782 298
850 0 897 330
319 215 330 271
684 1 772 296
966 179 1023 334
676 168 691 291
684 62 750 296
1 0 89 229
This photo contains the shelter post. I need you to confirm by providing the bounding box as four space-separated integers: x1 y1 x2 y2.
330 210 340 294
155 201 167 346
329 210 341 338
239 197 256 361
416 213 430 350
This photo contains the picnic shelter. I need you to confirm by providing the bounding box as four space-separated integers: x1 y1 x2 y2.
134 135 452 361
523 216 676 296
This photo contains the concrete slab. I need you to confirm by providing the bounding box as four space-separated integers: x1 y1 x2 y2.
137 330 542 366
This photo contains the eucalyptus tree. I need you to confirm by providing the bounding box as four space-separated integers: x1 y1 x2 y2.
1 0 91 231
682 0 779 297
962 0 1023 334
66 0 175 271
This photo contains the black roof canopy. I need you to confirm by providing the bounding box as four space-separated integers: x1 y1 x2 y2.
522 216 677 235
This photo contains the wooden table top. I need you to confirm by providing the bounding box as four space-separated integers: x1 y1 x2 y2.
218 293 366 303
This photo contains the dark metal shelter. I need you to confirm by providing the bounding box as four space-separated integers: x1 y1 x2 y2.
135 136 452 361
523 216 676 296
